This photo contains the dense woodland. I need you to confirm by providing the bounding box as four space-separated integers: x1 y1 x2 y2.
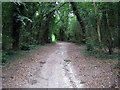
2 2 120 65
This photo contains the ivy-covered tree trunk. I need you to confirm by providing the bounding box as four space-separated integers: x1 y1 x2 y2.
12 3 24 50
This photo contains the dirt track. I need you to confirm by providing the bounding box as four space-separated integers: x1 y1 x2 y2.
2 42 118 88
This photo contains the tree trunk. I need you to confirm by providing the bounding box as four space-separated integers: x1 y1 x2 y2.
70 2 86 43
93 2 101 43
59 28 64 41
93 2 102 55
12 3 24 50
36 21 42 44
118 3 120 49
102 6 113 55
43 15 51 43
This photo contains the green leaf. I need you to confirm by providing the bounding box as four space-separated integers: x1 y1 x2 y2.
64 59 72 62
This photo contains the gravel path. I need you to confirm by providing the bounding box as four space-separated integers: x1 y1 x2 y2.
2 41 118 88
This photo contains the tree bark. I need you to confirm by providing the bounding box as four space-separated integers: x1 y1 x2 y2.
43 15 51 43
93 2 102 54
70 2 86 43
93 2 101 43
102 6 113 54
118 3 120 49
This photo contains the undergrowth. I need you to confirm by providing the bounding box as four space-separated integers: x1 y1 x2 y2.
51 41 56 44
81 49 119 60
1 45 42 66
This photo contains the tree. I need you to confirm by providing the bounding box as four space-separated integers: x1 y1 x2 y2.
93 2 102 54
12 3 24 50
70 2 86 43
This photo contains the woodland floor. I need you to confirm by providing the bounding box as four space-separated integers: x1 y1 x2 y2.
2 41 119 88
